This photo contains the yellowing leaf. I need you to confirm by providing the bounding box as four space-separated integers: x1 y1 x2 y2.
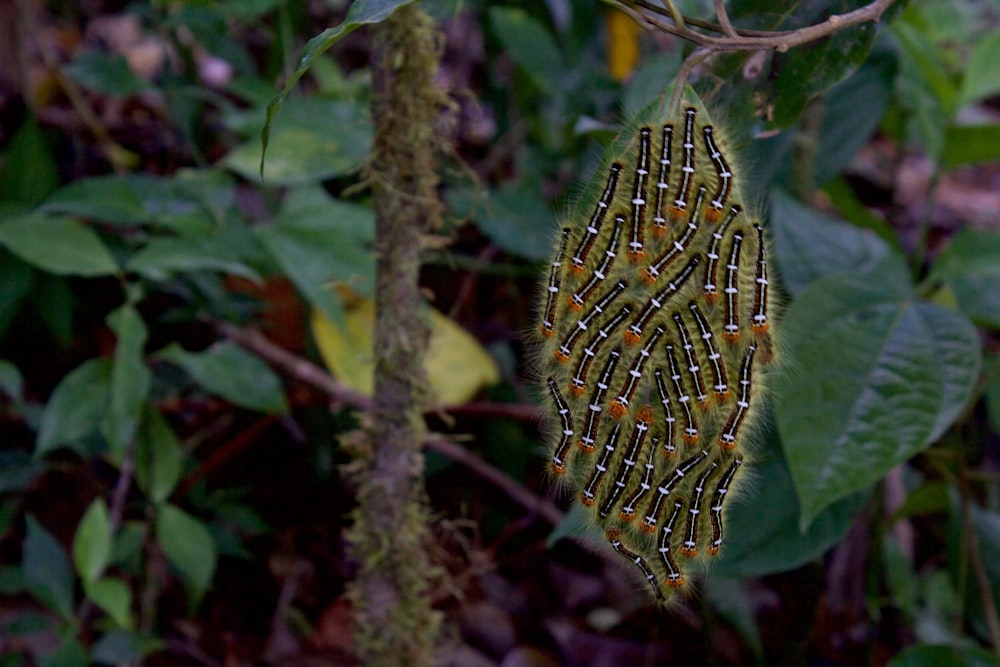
311 291 500 405
606 8 641 83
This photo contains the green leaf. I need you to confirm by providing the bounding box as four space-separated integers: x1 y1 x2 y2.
927 229 1000 329
37 358 113 457
891 22 955 161
83 577 133 629
255 186 375 324
0 250 35 339
72 498 112 583
231 98 371 186
156 504 217 604
101 306 151 456
0 360 23 403
91 630 162 664
776 273 981 528
942 124 1000 169
157 342 288 413
958 30 1000 107
127 236 260 282
489 7 566 94
712 417 870 578
449 185 558 262
23 516 75 620
0 116 59 205
135 407 183 504
39 640 88 667
888 645 999 667
0 451 44 493
815 39 897 185
0 214 119 276
261 0 416 175
948 499 1000 643
40 176 148 225
769 188 908 296
64 51 149 97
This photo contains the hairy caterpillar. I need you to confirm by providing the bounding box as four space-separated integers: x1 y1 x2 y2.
537 88 776 605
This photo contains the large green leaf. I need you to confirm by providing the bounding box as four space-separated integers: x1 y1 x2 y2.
101 306 151 456
710 0 885 133
156 504 217 604
0 214 118 277
769 188 907 296
230 98 371 186
23 517 75 620
260 0 416 174
927 229 1000 329
157 342 288 414
255 186 375 325
712 419 870 578
127 235 260 282
776 270 980 528
36 358 113 457
72 498 112 584
815 38 897 185
449 184 558 262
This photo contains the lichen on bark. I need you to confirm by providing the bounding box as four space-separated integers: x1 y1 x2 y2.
343 4 448 666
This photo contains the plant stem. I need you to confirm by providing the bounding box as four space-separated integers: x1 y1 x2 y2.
345 6 446 665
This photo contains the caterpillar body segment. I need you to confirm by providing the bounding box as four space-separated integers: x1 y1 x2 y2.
538 88 775 604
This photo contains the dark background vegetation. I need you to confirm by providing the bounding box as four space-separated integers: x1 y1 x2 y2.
1 0 1000 665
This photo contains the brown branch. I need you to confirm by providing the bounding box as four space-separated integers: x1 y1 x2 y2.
615 0 896 53
713 0 738 38
212 320 561 526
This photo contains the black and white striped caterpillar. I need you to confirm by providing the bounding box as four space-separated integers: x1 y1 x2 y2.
537 88 776 604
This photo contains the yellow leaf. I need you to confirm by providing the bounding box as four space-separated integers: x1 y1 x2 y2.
606 8 641 83
311 291 500 405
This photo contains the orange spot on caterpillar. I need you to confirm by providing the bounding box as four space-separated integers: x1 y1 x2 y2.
608 401 627 420
705 208 723 223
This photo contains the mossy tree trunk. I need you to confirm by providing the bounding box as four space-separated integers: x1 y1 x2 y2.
344 5 445 667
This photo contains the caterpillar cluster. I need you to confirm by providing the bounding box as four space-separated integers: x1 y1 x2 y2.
537 91 776 604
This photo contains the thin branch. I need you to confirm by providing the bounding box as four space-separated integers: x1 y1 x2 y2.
426 435 564 526
615 0 895 53
713 0 739 38
212 320 562 526
957 440 1000 657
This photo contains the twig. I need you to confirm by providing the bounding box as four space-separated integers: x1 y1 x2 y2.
957 442 1000 657
426 435 564 526
713 0 738 38
614 0 895 52
212 320 562 526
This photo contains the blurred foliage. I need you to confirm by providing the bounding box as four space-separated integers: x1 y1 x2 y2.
0 0 998 664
